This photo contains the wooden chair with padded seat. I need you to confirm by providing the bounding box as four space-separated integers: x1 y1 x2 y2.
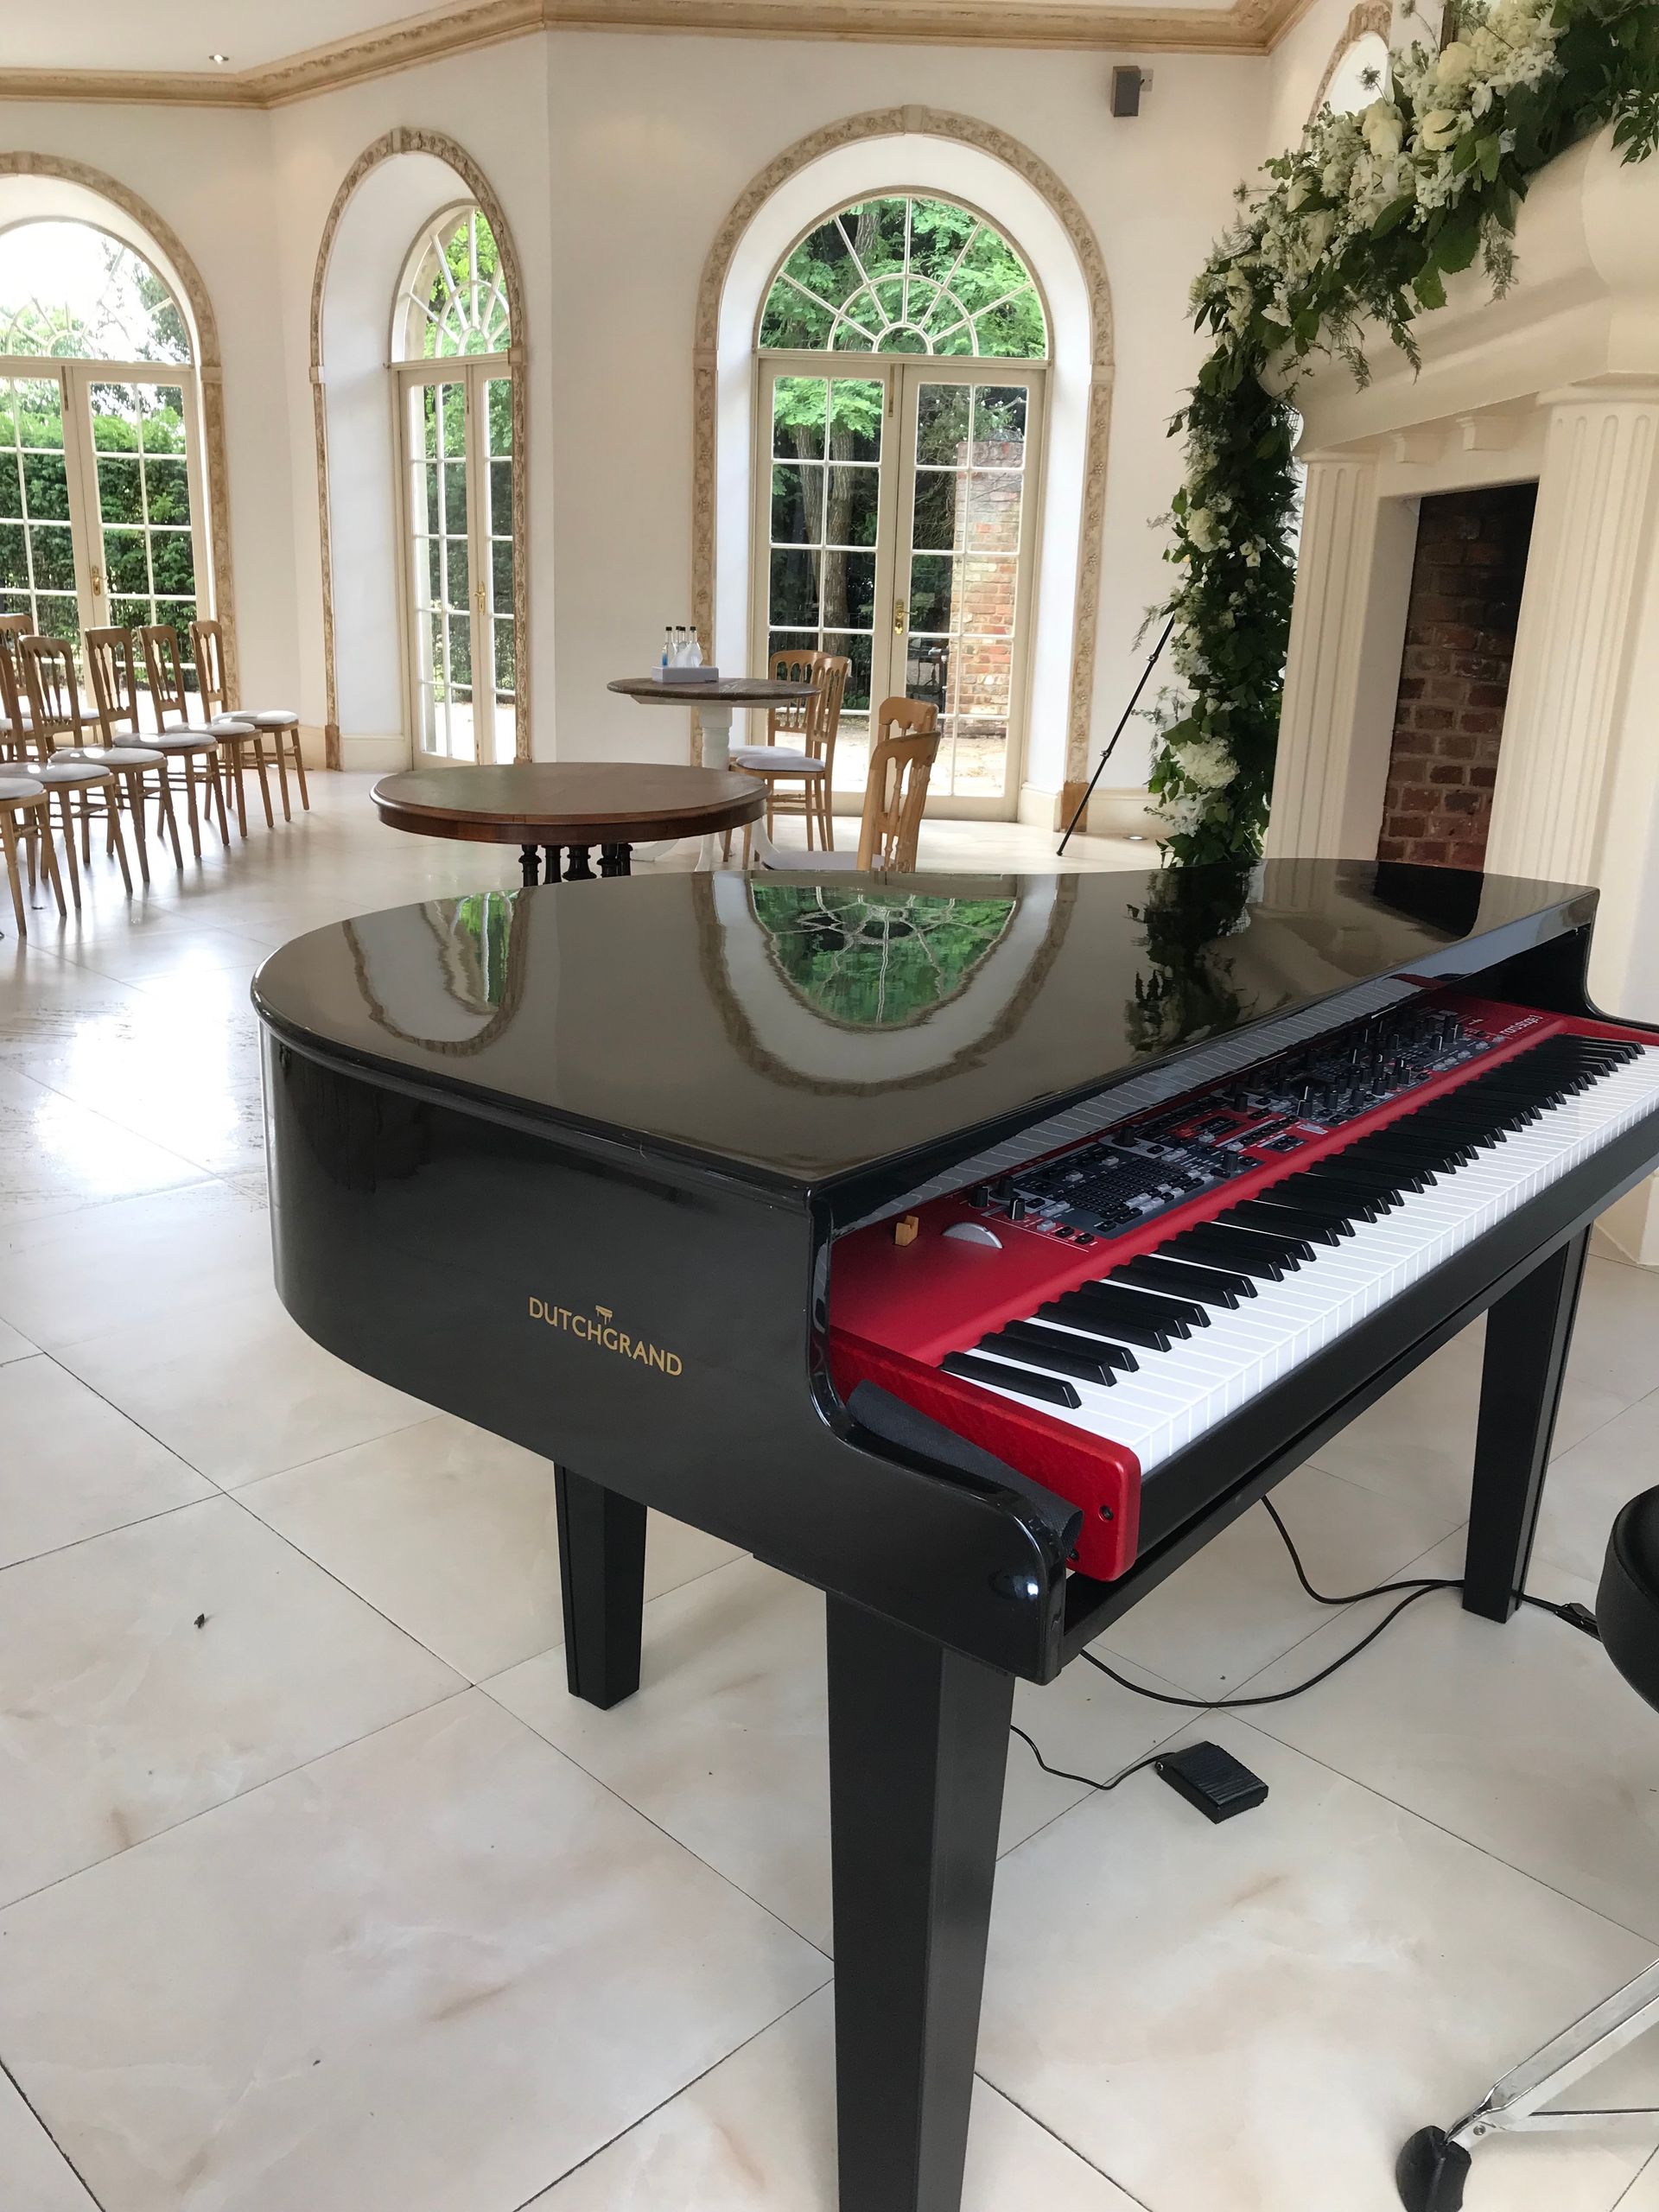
23 631 173 886
748 696 938 875
85 626 212 868
138 623 236 845
730 649 849 853
0 616 37 762
4 637 133 906
192 616 308 823
0 769 66 938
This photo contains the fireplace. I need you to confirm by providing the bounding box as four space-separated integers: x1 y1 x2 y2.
1376 484 1537 870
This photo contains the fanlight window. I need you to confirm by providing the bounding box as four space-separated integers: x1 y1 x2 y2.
760 197 1046 359
397 207 511 360
0 221 190 361
1324 31 1392 117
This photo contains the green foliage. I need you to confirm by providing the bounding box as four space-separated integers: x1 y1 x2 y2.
750 887 1016 1027
1154 0 1659 869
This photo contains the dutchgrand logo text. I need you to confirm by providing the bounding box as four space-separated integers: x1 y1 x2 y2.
528 1298 683 1376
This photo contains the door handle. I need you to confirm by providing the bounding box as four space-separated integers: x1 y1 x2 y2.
91 567 105 596
893 598 907 637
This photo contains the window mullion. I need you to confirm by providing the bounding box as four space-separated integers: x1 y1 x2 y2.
466 366 493 762
62 363 105 637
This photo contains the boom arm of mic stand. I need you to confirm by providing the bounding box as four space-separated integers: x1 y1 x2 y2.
1057 614 1175 856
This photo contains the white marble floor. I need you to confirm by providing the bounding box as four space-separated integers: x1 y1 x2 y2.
2 777 1658 2212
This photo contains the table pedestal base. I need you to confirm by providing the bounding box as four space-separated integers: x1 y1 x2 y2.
519 842 634 887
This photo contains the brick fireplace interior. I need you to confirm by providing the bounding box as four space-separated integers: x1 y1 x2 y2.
1376 482 1539 868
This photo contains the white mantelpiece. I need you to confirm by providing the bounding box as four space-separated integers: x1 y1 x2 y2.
1267 129 1659 1261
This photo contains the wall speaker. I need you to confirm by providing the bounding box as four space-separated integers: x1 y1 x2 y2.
1111 65 1148 117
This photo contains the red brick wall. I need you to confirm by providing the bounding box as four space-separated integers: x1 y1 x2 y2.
1376 482 1537 868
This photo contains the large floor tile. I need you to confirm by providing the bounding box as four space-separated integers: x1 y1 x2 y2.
54 1284 428 1488
1535 1391 1659 1585
1094 1462 1460 1699
981 1721 1659 2212
528 1986 1141 2211
0 1179 270 1351
1305 1322 1485 1517
0 1495 462 1905
240 1412 740 1681
0 2069 96 2212
1555 1257 1659 1448
492 1554 1189 1951
1238 1534 1659 1940
60 922 271 990
0 1310 33 1363
0 1062 207 1228
0 1694 828 2212
0 1354 212 1570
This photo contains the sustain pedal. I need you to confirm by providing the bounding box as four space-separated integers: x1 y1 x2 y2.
1155 1740 1268 1823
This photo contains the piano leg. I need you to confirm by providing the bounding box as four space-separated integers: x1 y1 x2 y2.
519 845 540 887
827 1597 1012 2212
554 1467 646 1708
1463 1228 1590 1623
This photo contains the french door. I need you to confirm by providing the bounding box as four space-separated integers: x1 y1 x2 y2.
397 358 516 765
755 353 1045 818
0 360 212 666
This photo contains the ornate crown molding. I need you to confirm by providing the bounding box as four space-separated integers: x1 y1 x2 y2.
309 129 531 767
0 0 1322 110
0 153 240 698
690 105 1116 787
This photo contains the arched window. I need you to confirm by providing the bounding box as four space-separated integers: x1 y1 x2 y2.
0 219 210 660
392 205 517 761
755 195 1048 817
1324 31 1392 117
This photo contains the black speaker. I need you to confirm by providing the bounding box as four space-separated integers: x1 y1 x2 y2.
1111 65 1146 117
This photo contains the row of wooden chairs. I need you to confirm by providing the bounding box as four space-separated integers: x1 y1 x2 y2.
0 617 308 936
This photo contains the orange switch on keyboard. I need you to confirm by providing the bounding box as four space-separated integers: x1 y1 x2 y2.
893 1215 920 1247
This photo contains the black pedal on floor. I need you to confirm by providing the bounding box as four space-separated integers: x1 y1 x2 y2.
1395 2126 1471 2211
1154 1740 1268 1823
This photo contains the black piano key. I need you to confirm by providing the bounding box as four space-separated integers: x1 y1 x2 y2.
1114 1254 1257 1305
1041 1290 1175 1352
1299 1160 1407 1204
1327 1148 1441 1188
977 1326 1117 1388
1162 1225 1294 1280
1262 1176 1387 1223
1093 1274 1212 1330
1032 1306 1141 1370
1071 1280 1205 1337
1220 1199 1347 1246
941 1351 1082 1409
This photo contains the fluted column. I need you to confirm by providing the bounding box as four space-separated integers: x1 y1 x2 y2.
1266 454 1418 861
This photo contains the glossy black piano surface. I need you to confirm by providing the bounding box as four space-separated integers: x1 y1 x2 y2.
253 859 1659 2212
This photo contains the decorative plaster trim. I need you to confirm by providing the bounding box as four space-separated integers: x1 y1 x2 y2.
1308 0 1392 119
0 0 1320 110
691 105 1115 785
0 153 239 700
309 129 531 769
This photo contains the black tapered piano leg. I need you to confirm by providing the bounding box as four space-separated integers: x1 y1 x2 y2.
554 1466 646 1708
827 1597 1013 2212
519 844 540 887
1463 1227 1590 1623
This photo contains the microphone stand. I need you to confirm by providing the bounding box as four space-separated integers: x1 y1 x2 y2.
1057 614 1175 856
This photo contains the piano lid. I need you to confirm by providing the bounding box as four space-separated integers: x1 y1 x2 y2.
251 860 1595 1207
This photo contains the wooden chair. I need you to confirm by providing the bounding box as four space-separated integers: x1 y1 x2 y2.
750 697 938 875
0 770 66 938
731 649 850 853
138 624 234 844
0 617 35 762
193 617 308 822
26 631 179 887
10 637 134 906
85 627 216 868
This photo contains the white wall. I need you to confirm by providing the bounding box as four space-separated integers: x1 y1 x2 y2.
0 96 297 716
3 26 1269 791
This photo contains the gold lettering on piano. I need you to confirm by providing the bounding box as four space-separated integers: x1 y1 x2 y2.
527 1296 683 1376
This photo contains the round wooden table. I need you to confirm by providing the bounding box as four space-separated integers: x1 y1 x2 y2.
607 676 815 772
371 763 766 886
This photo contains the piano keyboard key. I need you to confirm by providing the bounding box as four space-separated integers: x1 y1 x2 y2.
938 1042 1659 1477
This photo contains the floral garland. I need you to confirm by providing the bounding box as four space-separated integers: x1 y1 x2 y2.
1148 0 1659 866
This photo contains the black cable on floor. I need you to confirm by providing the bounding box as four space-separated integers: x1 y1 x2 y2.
1009 1723 1166 1796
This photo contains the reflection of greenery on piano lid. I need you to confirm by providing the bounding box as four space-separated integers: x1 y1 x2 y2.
1127 859 1255 1053
447 890 518 1010
748 885 1016 1029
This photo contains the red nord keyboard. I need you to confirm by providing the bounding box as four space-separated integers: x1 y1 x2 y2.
829 995 1659 1580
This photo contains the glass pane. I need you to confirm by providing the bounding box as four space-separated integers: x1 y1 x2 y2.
22 452 68 521
448 614 473 696
421 387 440 461
769 547 820 628
904 635 951 715
976 385 1028 445
960 556 1018 635
38 594 79 652
443 463 467 536
832 295 878 349
0 453 21 521
823 550 875 630
486 378 512 457
14 379 63 448
826 466 878 547
489 458 512 530
444 536 469 607
492 534 512 607
823 630 874 715
423 464 440 531
103 527 149 594
493 614 516 696
33 524 78 592
111 593 151 635
773 378 826 461
416 536 437 607
0 521 24 590
441 385 466 459
150 531 194 595
828 380 882 465
916 385 970 466
911 472 957 552
771 464 823 546
145 457 191 524
963 474 1022 555
907 553 955 633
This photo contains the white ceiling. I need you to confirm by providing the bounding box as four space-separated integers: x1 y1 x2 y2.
13 0 1236 75
6 0 441 73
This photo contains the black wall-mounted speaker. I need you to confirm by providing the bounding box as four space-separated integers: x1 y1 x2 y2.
1111 65 1146 117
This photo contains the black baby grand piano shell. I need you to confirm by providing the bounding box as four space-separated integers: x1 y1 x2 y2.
255 861 1659 2212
